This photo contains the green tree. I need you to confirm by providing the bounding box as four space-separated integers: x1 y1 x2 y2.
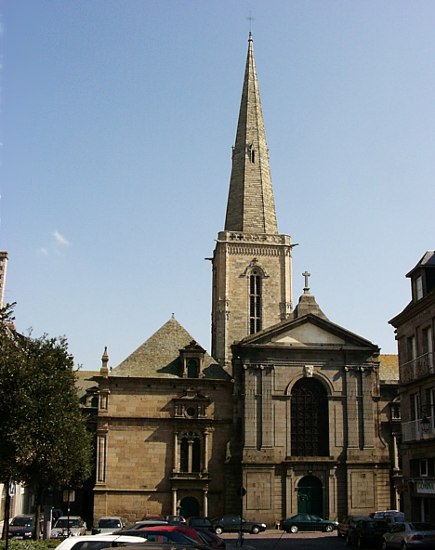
0 304 93 539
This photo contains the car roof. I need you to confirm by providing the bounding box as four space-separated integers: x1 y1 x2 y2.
55 535 145 550
136 526 182 531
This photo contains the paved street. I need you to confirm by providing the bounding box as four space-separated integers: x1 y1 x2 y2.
222 530 343 549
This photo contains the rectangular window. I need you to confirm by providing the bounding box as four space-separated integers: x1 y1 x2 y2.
423 327 431 355
425 387 435 427
410 392 420 421
249 274 262 334
415 275 423 300
407 336 416 362
420 459 428 477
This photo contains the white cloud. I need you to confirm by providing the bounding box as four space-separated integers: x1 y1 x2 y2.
52 231 70 246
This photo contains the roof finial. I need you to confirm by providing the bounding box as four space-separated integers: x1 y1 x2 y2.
302 271 311 293
100 346 109 377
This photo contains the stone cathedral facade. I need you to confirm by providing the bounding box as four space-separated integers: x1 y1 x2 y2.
91 35 399 526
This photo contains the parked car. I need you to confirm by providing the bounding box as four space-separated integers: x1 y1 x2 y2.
211 515 266 535
381 521 435 549
119 526 206 546
188 518 213 531
8 515 36 540
92 516 124 534
346 517 389 547
51 509 64 525
338 516 371 538
281 514 338 533
174 526 224 548
165 515 186 525
193 529 225 549
117 520 169 532
51 516 87 538
53 534 150 550
118 544 209 550
371 511 405 524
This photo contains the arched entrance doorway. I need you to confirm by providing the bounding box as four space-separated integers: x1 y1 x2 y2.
297 475 323 516
179 496 200 519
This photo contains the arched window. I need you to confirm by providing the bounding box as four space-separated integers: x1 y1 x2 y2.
179 432 201 473
249 270 262 334
291 378 329 456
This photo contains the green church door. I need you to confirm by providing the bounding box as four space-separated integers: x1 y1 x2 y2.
297 475 323 516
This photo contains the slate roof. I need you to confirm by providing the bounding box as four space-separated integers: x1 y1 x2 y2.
112 315 228 379
379 354 399 382
406 250 435 277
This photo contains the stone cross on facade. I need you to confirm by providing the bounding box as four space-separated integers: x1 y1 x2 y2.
303 270 311 292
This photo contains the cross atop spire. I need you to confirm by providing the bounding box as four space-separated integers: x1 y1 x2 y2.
224 34 278 234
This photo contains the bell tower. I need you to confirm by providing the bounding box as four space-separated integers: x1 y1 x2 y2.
211 34 294 368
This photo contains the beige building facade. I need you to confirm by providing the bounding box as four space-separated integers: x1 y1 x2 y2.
390 251 435 523
92 35 398 526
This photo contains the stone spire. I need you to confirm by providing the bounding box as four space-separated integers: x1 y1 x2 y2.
224 33 278 234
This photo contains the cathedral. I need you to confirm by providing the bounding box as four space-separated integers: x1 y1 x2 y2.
91 34 399 526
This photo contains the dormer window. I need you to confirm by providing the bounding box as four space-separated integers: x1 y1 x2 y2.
415 275 423 300
179 341 206 378
187 359 199 378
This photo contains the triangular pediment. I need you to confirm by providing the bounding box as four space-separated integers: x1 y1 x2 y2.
271 323 345 345
238 314 377 351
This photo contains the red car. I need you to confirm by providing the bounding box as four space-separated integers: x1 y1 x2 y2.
131 525 209 547
175 526 225 548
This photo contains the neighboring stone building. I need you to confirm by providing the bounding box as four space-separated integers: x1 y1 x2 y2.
92 317 233 523
390 251 435 522
91 34 399 526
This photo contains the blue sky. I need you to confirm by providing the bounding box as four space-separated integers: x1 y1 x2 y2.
2 1 435 370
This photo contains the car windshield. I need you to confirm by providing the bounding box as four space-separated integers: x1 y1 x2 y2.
11 517 33 527
98 519 121 528
55 518 80 528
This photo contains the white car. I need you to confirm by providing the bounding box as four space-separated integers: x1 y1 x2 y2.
54 534 147 550
51 516 87 538
92 517 124 534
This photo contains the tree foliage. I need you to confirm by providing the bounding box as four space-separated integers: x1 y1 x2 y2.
0 303 92 495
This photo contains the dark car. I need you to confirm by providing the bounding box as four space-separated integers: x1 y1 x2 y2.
211 515 266 535
8 515 35 539
281 513 338 533
346 517 389 548
338 516 371 538
188 518 214 531
372 511 405 524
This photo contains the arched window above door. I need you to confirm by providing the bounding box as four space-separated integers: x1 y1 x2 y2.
291 378 329 457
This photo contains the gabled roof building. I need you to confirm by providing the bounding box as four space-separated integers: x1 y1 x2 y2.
390 251 435 523
92 35 399 526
